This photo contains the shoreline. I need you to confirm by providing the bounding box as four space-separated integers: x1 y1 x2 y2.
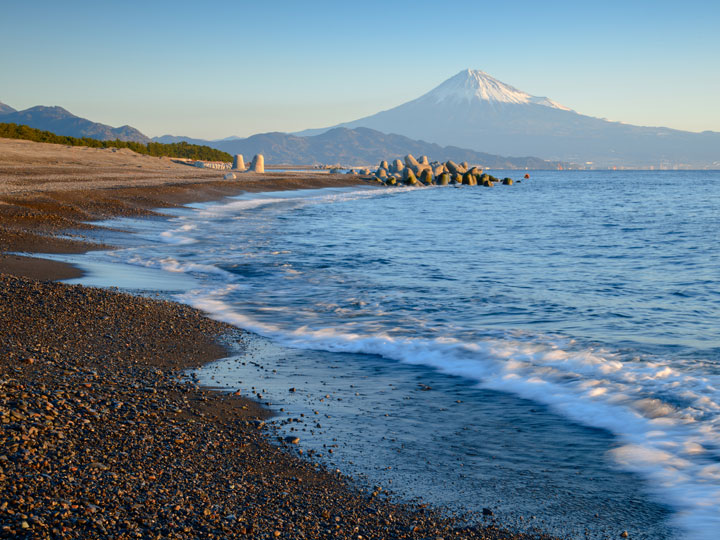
0 139 559 539
0 136 371 280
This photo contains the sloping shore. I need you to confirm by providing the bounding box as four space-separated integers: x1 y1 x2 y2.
0 139 558 539
0 136 367 279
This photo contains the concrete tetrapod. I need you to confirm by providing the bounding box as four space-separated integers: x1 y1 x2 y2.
419 169 434 185
462 172 477 186
404 154 421 172
403 169 418 186
445 160 460 175
435 172 450 185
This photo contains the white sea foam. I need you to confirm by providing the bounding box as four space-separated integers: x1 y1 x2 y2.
178 286 720 539
124 255 236 279
194 198 288 218
190 186 394 219
71 181 720 539
158 224 198 245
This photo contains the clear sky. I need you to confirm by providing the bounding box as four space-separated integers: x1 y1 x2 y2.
2 0 719 139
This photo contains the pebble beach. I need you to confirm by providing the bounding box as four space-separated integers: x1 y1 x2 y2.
0 138 559 539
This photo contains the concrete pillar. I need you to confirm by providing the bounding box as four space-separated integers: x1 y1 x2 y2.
250 154 265 173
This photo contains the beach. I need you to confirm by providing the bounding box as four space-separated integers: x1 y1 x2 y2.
0 138 558 539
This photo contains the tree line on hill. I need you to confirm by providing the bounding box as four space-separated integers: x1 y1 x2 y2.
0 123 233 162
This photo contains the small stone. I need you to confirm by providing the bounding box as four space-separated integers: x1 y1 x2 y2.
482 507 493 516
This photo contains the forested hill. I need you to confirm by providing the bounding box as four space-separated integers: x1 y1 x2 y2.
0 105 149 143
0 123 232 162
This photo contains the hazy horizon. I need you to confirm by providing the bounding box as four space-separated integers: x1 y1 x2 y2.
2 0 719 139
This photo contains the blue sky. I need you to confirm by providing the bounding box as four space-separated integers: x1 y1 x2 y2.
2 0 719 139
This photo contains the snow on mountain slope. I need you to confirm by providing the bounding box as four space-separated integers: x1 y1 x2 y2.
419 69 572 111
297 69 719 167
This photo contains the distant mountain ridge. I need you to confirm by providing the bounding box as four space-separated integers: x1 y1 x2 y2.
0 97 560 167
153 134 215 146
0 104 149 142
0 102 16 115
298 69 720 168
157 127 565 169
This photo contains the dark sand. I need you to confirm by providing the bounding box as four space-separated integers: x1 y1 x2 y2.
0 138 558 539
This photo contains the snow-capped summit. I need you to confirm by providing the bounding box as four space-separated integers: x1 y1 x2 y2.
418 69 572 111
296 68 719 167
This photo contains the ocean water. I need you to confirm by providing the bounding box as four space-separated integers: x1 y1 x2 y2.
58 171 720 539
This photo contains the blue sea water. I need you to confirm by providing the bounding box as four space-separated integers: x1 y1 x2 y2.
57 171 720 539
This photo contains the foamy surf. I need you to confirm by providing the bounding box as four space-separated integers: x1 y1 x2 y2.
184 186 393 220
180 286 720 539
60 175 720 539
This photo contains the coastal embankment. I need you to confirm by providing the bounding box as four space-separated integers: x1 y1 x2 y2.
0 138 558 539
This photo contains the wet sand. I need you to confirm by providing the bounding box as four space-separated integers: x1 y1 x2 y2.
0 138 558 539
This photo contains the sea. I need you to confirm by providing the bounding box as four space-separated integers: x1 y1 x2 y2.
51 170 720 539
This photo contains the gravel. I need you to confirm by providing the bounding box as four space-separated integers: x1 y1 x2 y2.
0 274 558 539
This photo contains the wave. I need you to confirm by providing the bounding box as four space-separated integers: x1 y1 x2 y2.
178 285 720 540
122 255 239 279
188 186 398 218
67 180 720 539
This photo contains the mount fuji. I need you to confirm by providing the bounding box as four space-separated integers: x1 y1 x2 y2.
299 69 719 168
